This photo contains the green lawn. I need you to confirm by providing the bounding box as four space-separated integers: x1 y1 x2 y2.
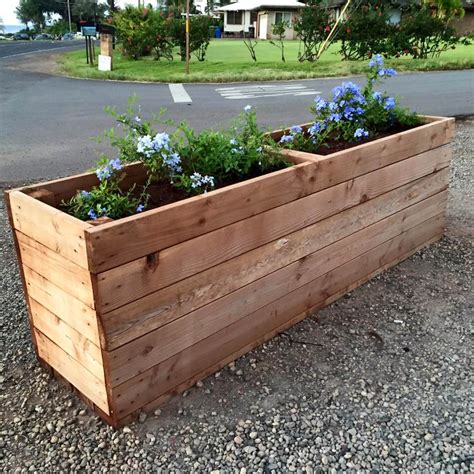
59 39 474 83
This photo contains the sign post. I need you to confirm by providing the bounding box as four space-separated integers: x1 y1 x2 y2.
82 26 97 66
98 24 115 72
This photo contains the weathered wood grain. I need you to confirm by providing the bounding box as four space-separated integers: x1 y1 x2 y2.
112 213 444 417
23 266 101 346
7 190 91 269
96 146 450 312
85 119 452 274
17 231 95 308
106 192 446 386
101 169 449 350
35 329 110 414
29 298 105 382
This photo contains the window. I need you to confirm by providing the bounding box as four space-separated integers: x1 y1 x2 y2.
274 11 292 26
227 11 243 25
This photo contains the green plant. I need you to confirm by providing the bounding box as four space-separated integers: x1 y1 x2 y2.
390 6 470 59
339 1 395 60
293 0 332 62
62 158 148 221
270 21 288 62
243 37 258 61
276 55 421 152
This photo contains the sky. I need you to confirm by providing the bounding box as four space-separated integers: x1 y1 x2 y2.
0 0 135 25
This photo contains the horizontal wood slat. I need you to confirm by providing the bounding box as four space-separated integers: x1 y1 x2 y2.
85 119 453 274
112 214 444 418
106 192 447 387
23 266 101 346
96 146 450 312
101 170 449 351
7 190 91 270
35 329 110 414
29 298 105 383
17 231 95 309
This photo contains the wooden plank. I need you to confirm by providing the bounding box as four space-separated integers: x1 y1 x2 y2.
122 232 445 425
85 120 452 274
16 231 95 309
16 162 146 205
23 266 101 346
7 190 91 270
3 191 41 359
96 146 451 312
35 329 110 414
106 193 446 386
29 298 105 383
112 214 444 417
101 170 449 350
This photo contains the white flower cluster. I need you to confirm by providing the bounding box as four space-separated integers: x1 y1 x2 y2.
190 172 215 193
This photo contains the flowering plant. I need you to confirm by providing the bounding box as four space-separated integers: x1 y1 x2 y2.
277 55 420 153
63 158 147 221
63 103 289 221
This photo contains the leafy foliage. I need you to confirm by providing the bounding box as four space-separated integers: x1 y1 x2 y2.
339 1 395 60
276 55 421 153
293 0 332 62
270 21 288 62
390 6 471 59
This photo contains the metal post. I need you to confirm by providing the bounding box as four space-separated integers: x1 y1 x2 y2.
66 0 72 32
185 0 190 74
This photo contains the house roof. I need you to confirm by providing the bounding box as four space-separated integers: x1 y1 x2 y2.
219 0 306 11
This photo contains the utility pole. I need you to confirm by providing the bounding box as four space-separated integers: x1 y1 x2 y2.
185 0 190 74
66 0 72 32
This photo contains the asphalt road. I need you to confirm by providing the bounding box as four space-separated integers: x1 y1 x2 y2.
0 40 83 59
1 45 473 182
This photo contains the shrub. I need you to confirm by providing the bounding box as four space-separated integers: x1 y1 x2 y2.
293 0 333 62
270 21 288 62
339 1 395 60
390 6 471 59
168 16 212 62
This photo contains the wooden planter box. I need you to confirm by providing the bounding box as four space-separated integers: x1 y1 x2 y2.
5 116 454 427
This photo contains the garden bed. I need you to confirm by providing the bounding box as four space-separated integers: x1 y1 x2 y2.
5 115 454 426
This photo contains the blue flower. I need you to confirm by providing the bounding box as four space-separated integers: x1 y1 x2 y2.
290 125 303 134
384 97 396 111
378 68 397 77
109 158 122 171
88 209 97 220
230 138 238 145
134 116 141 123
96 165 112 181
279 134 294 144
244 105 252 113
369 54 384 68
163 152 182 173
354 128 369 139
314 97 327 111
372 91 383 102
80 190 91 198
329 113 342 122
328 101 338 111
136 204 145 213
190 172 215 191
308 122 322 136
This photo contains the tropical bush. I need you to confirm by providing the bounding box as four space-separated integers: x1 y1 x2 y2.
294 0 333 62
339 1 395 60
389 6 471 59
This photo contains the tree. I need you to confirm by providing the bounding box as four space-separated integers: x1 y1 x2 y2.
270 21 288 62
0 17 4 34
72 0 107 22
422 0 465 20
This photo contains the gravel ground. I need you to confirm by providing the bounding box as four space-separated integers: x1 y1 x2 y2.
1 120 473 473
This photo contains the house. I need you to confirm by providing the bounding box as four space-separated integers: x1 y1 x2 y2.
219 0 305 39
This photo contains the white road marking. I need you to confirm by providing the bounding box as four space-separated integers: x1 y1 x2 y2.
169 83 192 103
216 84 321 100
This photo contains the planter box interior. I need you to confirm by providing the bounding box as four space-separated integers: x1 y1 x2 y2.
5 116 454 426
